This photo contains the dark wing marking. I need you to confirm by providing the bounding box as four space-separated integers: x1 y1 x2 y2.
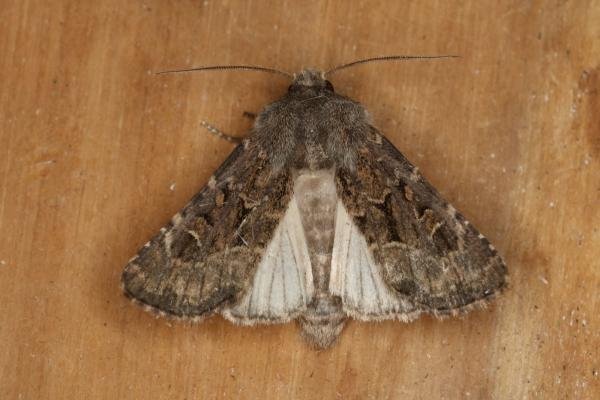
122 141 294 320
335 129 508 319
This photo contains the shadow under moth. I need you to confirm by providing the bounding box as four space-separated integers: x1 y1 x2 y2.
122 56 508 349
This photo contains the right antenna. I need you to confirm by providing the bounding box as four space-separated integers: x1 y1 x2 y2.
324 55 460 76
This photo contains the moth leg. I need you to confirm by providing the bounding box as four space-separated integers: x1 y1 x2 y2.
200 120 243 144
242 111 257 120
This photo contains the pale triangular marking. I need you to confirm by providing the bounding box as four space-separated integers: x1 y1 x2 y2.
224 196 314 324
330 200 405 319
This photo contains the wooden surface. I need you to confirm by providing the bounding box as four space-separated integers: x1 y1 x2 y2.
1 1 599 399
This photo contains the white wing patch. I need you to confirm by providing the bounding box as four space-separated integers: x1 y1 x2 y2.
223 196 314 324
330 200 409 320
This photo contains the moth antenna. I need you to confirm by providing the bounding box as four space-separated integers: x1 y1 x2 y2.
155 65 293 79
324 55 460 76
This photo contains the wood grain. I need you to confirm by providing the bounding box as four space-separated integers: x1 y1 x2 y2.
1 1 598 399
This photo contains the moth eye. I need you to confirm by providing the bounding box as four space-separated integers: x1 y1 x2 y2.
324 80 334 92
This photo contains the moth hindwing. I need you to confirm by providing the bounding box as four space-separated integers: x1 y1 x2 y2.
122 69 508 349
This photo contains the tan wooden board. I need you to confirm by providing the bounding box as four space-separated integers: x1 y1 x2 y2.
1 1 598 398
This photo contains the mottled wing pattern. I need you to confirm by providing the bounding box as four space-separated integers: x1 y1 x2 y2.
122 141 300 321
333 129 508 320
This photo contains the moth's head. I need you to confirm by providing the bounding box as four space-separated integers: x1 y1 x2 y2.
288 69 334 94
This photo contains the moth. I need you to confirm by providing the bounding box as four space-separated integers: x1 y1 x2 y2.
122 56 508 348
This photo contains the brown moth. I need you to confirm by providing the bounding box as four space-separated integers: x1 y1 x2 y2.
122 57 508 348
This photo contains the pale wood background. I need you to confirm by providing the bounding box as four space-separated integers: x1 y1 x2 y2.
1 1 598 399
